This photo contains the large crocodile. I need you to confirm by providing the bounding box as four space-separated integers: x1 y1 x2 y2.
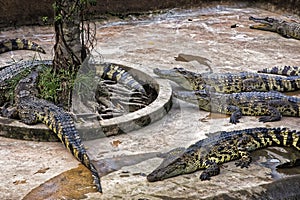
249 16 300 40
0 38 46 54
153 67 300 93
147 127 300 182
1 69 102 192
174 89 300 124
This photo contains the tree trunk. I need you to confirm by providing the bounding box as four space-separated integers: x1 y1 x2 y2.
53 0 87 109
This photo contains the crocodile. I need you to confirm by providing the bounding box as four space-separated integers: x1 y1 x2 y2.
0 38 46 54
96 62 146 94
1 69 102 192
173 89 300 124
147 127 300 182
153 67 300 93
249 16 300 40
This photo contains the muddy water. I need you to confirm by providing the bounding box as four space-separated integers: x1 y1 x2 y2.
1 4 300 200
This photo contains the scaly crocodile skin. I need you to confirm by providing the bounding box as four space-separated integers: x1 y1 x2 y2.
2 70 102 192
147 127 300 182
97 62 146 94
258 65 300 76
174 90 300 124
154 67 300 93
249 16 300 40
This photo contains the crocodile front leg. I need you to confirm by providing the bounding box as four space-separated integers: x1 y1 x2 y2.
199 160 220 180
1 102 19 119
223 105 243 124
235 134 253 168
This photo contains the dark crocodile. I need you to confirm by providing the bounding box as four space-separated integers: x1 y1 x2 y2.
153 67 300 93
174 90 300 124
0 38 46 54
147 127 300 182
249 16 300 40
1 69 102 192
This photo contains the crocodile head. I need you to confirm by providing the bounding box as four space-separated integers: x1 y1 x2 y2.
153 67 204 90
147 154 199 182
147 144 208 182
249 16 281 32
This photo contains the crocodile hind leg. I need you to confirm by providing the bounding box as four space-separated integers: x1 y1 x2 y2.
235 134 253 168
199 160 220 180
258 106 282 123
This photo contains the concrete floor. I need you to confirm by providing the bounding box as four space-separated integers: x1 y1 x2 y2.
0 3 300 200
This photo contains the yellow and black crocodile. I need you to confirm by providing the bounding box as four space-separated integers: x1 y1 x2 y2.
0 38 46 54
153 67 300 93
174 89 300 124
1 69 102 192
249 16 300 40
147 127 300 182
97 62 146 94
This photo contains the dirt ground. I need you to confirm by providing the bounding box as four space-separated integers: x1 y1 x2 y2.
0 3 300 200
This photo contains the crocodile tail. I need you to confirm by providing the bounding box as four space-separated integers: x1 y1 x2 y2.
0 38 46 54
258 66 300 76
44 111 102 192
100 63 146 94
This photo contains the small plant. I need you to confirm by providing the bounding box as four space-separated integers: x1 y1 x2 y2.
37 67 64 103
41 16 49 24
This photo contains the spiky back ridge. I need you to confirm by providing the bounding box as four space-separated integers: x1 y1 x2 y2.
258 66 300 76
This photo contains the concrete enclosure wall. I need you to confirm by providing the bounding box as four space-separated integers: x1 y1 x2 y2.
0 0 299 28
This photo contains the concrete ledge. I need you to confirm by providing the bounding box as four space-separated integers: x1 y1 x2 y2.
0 63 173 141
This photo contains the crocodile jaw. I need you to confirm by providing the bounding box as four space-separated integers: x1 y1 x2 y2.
153 68 195 90
249 16 278 32
147 157 198 182
249 24 274 31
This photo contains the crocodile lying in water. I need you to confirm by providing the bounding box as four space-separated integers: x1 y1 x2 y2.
174 90 300 124
2 69 102 192
249 16 300 40
147 127 300 182
153 67 300 93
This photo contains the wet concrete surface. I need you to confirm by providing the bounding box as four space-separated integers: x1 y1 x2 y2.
1 3 300 200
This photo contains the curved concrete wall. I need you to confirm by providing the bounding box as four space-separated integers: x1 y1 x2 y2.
0 0 299 28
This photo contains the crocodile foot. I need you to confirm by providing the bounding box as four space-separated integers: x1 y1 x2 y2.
235 156 252 168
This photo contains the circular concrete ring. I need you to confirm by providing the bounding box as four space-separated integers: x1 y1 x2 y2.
0 62 173 141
